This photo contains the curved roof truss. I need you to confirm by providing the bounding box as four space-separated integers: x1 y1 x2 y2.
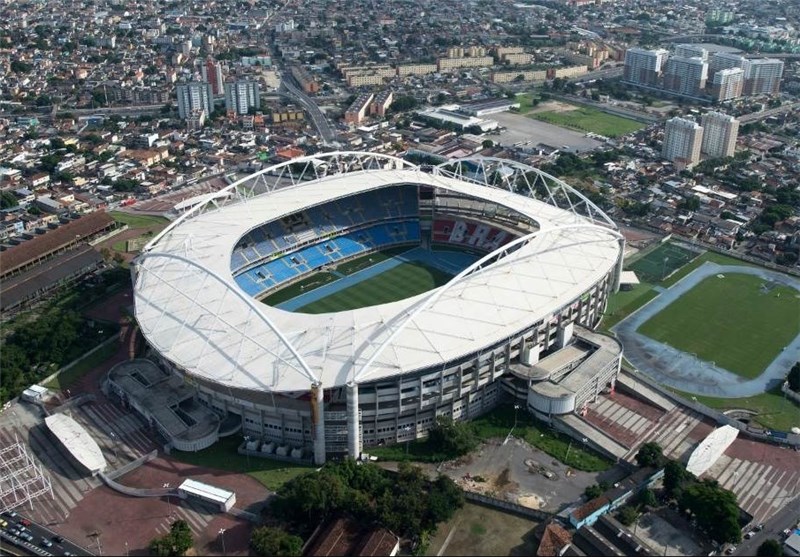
352 222 623 384
434 157 617 230
145 151 417 253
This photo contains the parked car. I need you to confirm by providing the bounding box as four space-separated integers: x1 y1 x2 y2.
40 538 53 548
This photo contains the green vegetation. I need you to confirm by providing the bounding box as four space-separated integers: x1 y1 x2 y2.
168 436 312 491
149 519 193 556
635 442 664 469
756 539 784 557
43 340 118 391
271 459 464 545
667 386 800 432
627 242 699 283
530 105 644 137
470 405 611 472
334 246 412 275
639 273 800 379
297 261 452 313
109 211 169 229
250 527 303 557
660 249 758 287
370 405 611 472
584 481 610 500
789 362 800 392
616 505 640 526
260 272 338 306
680 479 742 544
513 92 541 114
601 283 658 332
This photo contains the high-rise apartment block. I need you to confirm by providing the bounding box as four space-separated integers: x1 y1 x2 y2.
711 68 744 101
202 58 224 95
176 82 213 120
663 56 708 97
701 112 739 159
742 58 784 96
662 117 703 170
674 44 708 61
623 47 669 86
708 52 746 79
224 81 261 115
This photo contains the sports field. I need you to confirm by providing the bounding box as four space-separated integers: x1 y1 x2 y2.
638 273 800 379
628 242 698 283
530 105 644 138
297 261 452 314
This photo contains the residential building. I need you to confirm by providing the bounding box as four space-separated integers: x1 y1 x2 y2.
396 64 437 77
176 82 213 120
290 66 319 94
663 56 708 97
663 117 703 170
344 93 374 125
742 58 784 96
701 112 739 159
674 44 708 61
202 58 224 95
370 91 393 117
623 47 669 86
708 52 746 79
437 56 494 72
224 81 261 115
711 68 744 101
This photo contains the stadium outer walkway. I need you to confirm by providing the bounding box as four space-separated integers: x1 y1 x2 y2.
612 262 800 398
276 247 478 311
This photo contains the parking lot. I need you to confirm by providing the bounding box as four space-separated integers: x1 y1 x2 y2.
491 111 602 153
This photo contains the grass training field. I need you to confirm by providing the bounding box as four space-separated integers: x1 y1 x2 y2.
109 211 169 229
639 273 800 379
297 261 452 314
530 105 644 137
628 242 699 283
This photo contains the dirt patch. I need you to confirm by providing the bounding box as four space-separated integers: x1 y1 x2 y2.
495 468 511 489
516 494 543 510
530 100 579 114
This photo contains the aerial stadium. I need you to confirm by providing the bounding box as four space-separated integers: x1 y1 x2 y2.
127 152 626 465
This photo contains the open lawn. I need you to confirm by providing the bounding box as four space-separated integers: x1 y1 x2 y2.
109 211 170 229
530 105 644 137
168 436 313 491
639 273 800 379
668 386 800 432
425 502 539 556
297 261 452 313
513 92 541 114
601 282 658 332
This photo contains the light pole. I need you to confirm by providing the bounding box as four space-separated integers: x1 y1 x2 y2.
109 431 118 462
662 256 669 280
125 541 129 557
403 425 411 454
565 439 573 463
219 528 226 555
244 435 251 468
163 483 172 518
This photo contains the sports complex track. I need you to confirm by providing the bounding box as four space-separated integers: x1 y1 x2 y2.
613 262 800 398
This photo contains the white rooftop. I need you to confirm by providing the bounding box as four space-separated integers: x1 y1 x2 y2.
686 424 739 478
44 414 106 474
135 158 621 393
178 478 235 505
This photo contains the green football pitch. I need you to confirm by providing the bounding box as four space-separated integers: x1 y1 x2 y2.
296 262 453 314
628 243 698 283
638 273 800 379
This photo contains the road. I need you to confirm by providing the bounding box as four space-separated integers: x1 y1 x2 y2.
279 74 339 146
738 102 800 123
1 511 92 556
734 495 800 556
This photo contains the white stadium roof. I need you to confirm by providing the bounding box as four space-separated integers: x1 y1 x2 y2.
134 153 622 393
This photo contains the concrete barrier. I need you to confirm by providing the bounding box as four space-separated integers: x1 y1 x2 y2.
464 491 553 521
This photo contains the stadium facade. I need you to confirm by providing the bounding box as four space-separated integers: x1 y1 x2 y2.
131 152 625 464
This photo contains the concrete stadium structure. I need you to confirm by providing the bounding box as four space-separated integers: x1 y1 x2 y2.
131 152 625 464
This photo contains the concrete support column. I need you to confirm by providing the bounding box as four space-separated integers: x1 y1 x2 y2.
311 382 326 466
613 237 626 293
346 382 361 460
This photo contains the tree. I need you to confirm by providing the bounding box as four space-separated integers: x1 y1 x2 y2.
679 480 741 544
617 505 639 526
149 520 193 556
639 488 658 508
756 539 783 557
664 460 687 497
635 442 664 468
0 191 18 209
427 416 477 458
584 481 609 500
250 527 303 557
482 139 494 149
788 362 800 392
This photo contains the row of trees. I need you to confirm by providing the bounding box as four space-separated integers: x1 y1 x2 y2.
635 442 742 544
149 520 193 556
268 459 464 550
788 362 800 393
